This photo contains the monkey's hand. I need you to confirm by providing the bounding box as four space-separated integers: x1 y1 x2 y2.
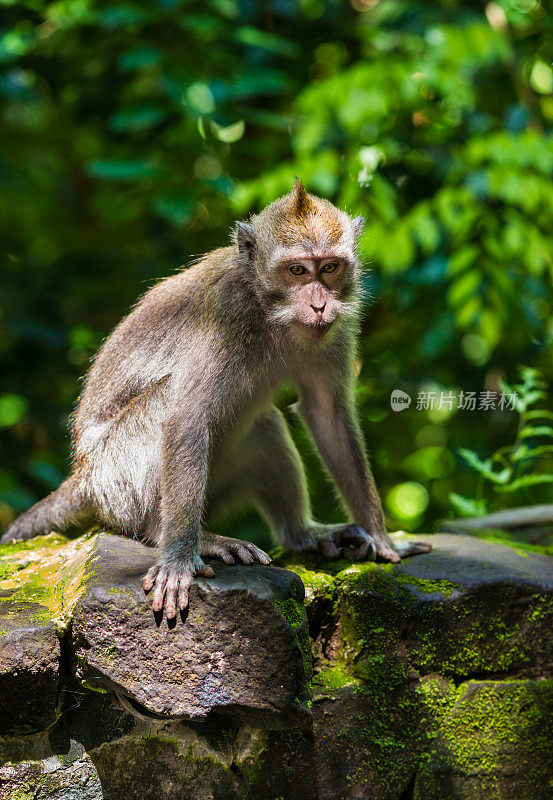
142 555 215 620
199 531 272 566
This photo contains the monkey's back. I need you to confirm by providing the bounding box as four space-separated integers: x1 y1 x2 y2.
71 247 240 455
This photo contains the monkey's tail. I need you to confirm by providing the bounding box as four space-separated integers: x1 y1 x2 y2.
0 475 91 544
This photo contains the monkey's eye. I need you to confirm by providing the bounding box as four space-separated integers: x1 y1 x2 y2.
322 261 340 273
289 264 307 276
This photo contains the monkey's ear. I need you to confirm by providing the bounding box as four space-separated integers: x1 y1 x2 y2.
235 221 256 262
352 216 365 241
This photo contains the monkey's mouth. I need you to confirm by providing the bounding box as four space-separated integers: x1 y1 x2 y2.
297 319 335 337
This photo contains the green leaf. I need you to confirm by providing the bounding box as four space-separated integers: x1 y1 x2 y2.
448 270 481 305
525 410 553 422
519 390 548 408
0 31 33 63
448 493 488 517
109 107 166 132
152 195 193 227
511 444 553 462
458 448 511 484
118 48 162 71
496 474 553 492
86 160 158 181
185 83 216 114
210 119 245 143
448 245 479 275
519 425 553 439
0 394 29 427
232 27 300 58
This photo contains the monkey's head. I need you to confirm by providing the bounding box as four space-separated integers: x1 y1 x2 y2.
235 180 363 340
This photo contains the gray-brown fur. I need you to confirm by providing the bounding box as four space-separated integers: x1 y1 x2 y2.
2 181 430 618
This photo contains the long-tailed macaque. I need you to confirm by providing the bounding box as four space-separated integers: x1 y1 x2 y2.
1 181 430 618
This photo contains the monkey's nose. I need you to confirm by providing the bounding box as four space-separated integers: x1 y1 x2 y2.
311 302 326 314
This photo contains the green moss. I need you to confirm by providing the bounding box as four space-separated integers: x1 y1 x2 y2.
274 595 313 703
333 557 553 679
335 561 458 602
274 596 305 630
394 574 459 597
416 679 553 799
5 787 37 800
283 565 335 604
0 532 98 632
315 672 456 799
437 680 553 771
277 551 353 577
313 662 360 694
467 528 553 558
0 533 69 557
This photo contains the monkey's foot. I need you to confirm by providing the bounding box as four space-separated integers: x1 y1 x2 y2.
388 531 432 560
297 525 431 563
142 556 215 620
0 530 19 544
369 530 432 564
0 526 31 544
300 523 377 560
199 531 272 566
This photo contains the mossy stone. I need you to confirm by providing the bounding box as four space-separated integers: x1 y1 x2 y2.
415 679 553 800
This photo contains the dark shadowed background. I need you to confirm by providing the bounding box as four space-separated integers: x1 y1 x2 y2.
1 0 552 549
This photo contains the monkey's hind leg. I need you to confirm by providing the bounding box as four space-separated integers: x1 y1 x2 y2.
0 474 93 544
206 407 376 561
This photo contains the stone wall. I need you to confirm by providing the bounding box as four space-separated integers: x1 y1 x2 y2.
1 530 552 799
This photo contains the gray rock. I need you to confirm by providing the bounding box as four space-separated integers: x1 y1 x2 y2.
2 529 553 800
335 533 553 678
0 702 317 800
0 602 60 734
70 534 312 727
394 532 553 592
0 743 103 800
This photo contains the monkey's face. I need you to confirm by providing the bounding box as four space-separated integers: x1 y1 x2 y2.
236 180 363 339
268 252 356 338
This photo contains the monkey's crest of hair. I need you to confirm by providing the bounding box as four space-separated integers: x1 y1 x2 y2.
233 179 363 269
272 179 343 248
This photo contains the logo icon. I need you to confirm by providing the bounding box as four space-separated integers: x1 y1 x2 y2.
391 390 411 412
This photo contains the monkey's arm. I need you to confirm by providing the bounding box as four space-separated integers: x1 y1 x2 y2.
142 411 215 618
298 378 430 563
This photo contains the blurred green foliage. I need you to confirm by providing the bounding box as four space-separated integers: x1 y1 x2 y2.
450 367 553 515
1 0 552 538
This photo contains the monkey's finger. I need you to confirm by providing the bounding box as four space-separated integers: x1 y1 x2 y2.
232 545 254 565
338 525 371 552
375 544 401 564
348 535 376 561
164 574 180 619
319 538 341 559
335 524 367 541
178 577 192 611
197 564 215 578
151 569 169 612
142 565 160 593
245 543 272 565
214 548 235 565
